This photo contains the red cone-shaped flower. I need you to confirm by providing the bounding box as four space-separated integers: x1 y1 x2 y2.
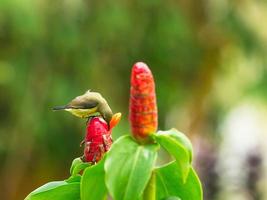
83 113 121 163
129 62 158 141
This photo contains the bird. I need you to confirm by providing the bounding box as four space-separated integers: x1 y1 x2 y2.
53 90 113 126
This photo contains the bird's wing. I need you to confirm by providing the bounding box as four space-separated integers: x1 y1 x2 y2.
66 96 99 109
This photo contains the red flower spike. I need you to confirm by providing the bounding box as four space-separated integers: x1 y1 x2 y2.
129 62 158 142
83 113 121 163
83 117 112 163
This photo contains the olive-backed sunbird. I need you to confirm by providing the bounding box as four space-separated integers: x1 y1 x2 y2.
53 90 113 125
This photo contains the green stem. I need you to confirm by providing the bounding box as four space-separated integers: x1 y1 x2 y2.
143 172 156 200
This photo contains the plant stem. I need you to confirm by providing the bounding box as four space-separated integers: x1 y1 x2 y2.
143 172 156 200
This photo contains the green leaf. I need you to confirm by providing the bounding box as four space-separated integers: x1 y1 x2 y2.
154 129 192 182
66 175 81 183
143 172 156 200
70 158 82 174
25 181 80 200
81 158 107 200
155 161 203 200
70 157 90 176
105 135 159 200
163 197 181 200
156 129 193 162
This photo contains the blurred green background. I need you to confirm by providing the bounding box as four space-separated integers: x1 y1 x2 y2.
1 0 267 199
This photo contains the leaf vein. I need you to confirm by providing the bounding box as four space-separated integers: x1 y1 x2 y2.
156 171 169 197
123 145 143 200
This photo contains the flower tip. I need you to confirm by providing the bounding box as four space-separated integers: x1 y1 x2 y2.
132 62 151 74
109 112 122 129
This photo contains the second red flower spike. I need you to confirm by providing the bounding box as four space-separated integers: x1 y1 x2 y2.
129 62 158 142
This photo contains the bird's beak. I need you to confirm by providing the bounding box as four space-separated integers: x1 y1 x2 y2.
52 105 67 111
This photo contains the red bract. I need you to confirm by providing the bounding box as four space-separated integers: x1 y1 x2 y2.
83 113 121 163
83 117 112 163
129 62 158 141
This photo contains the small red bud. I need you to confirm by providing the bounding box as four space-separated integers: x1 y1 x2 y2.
83 113 122 163
83 117 112 163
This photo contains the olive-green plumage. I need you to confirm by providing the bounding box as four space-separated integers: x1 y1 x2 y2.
53 90 113 124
